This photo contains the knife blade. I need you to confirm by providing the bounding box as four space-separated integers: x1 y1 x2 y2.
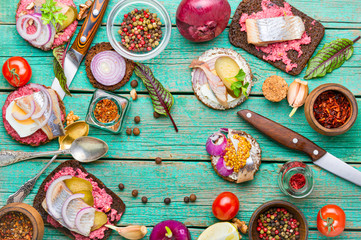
51 0 110 99
238 109 361 186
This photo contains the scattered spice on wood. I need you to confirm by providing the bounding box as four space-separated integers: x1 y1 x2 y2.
164 198 171 204
184 196 190 203
132 190 139 197
0 211 33 240
126 128 132 135
94 99 119 123
313 90 351 129
134 116 141 123
133 128 140 136
190 194 197 202
118 183 125 190
141 196 148 203
289 173 306 190
153 111 160 118
155 157 162 164
131 80 138 88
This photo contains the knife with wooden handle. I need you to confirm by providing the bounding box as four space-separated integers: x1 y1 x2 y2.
238 109 361 186
51 0 110 99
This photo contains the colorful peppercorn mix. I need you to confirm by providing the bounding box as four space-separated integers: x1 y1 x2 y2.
118 8 163 52
256 208 300 240
313 90 351 129
224 135 251 172
0 211 33 240
93 98 119 123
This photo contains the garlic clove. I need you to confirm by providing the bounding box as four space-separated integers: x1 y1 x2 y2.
288 79 309 117
292 81 308 108
106 225 147 240
287 79 301 106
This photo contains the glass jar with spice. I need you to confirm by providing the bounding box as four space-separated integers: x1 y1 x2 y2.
86 89 130 134
278 161 314 198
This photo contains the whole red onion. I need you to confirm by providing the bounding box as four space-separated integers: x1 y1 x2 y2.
176 0 231 42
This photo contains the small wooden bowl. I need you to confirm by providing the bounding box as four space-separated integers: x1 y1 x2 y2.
249 200 309 240
0 203 44 240
305 83 358 136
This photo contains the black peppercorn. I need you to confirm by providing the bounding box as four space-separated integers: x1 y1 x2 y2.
141 196 148 203
190 194 197 202
155 157 162 164
132 190 138 197
130 80 138 88
184 196 190 203
134 116 141 123
118 183 124 190
164 198 171 204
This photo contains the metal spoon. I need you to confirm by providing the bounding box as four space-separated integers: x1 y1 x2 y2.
6 121 90 203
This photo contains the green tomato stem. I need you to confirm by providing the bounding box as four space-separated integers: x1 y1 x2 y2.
319 210 335 235
165 226 173 238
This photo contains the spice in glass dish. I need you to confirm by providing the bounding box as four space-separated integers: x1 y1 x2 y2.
313 90 351 129
86 89 130 134
0 211 33 240
118 8 163 52
289 173 306 190
94 99 120 123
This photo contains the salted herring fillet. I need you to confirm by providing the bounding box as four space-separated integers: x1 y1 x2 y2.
189 60 228 107
246 16 305 47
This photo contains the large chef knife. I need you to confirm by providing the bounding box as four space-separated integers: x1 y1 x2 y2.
238 109 361 186
51 0 109 99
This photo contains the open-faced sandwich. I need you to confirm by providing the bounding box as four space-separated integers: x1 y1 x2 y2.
34 160 126 240
85 42 135 91
229 0 325 75
189 48 253 110
206 128 261 183
2 83 66 146
16 0 78 51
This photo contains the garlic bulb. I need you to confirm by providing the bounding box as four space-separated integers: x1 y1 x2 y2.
287 79 309 117
106 225 147 240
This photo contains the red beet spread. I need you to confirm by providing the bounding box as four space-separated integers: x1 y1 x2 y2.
45 167 122 240
239 0 311 72
2 85 65 146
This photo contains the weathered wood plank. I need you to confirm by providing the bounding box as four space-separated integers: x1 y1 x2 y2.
0 25 360 95
0 93 360 162
0 161 360 230
1 0 361 26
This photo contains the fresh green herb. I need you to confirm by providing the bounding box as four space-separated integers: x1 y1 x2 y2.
304 36 360 80
41 0 67 28
53 45 71 96
228 69 249 98
134 62 178 132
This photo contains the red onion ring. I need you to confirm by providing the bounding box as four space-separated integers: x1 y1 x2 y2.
215 157 234 176
29 23 53 47
16 15 42 41
62 193 85 228
11 100 35 121
28 83 53 130
90 51 126 86
75 207 95 236
206 132 227 156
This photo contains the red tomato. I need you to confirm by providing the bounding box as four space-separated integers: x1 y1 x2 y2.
2 57 32 87
317 204 346 237
212 192 239 220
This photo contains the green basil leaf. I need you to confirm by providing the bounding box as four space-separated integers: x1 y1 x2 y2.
305 38 360 79
53 58 71 96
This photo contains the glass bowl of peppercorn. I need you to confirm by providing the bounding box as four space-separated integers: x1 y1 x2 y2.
305 83 358 136
106 0 172 61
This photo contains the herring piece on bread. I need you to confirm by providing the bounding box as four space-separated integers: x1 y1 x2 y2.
246 16 305 47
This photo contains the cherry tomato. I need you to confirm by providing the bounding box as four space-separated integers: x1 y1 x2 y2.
2 57 32 87
317 204 346 237
212 192 239 220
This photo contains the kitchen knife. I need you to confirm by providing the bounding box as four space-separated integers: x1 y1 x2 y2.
51 0 109 99
238 109 361 187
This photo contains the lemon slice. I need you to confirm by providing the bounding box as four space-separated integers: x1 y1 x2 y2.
198 222 240 240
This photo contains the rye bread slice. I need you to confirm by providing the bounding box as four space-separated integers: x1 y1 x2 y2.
211 130 261 183
33 160 126 240
229 0 325 76
2 85 66 146
85 42 135 91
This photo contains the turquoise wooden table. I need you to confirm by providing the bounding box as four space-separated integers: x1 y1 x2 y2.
1 0 361 239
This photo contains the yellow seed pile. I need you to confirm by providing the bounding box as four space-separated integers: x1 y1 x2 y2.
224 135 251 172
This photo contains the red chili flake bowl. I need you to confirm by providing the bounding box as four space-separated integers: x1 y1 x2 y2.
305 83 358 136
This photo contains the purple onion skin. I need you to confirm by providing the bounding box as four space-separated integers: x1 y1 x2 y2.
216 157 233 176
150 220 191 240
176 0 231 42
206 132 227 156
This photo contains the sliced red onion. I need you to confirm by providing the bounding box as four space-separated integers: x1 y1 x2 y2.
16 15 42 41
12 100 35 120
28 83 53 130
216 157 234 176
31 87 49 119
90 51 126 86
206 132 227 156
29 23 53 47
62 193 85 229
46 175 73 219
75 207 96 236
31 13 42 18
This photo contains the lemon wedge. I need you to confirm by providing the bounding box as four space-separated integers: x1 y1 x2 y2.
198 222 241 240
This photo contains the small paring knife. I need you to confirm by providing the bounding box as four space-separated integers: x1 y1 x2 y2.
51 0 110 99
238 109 361 187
